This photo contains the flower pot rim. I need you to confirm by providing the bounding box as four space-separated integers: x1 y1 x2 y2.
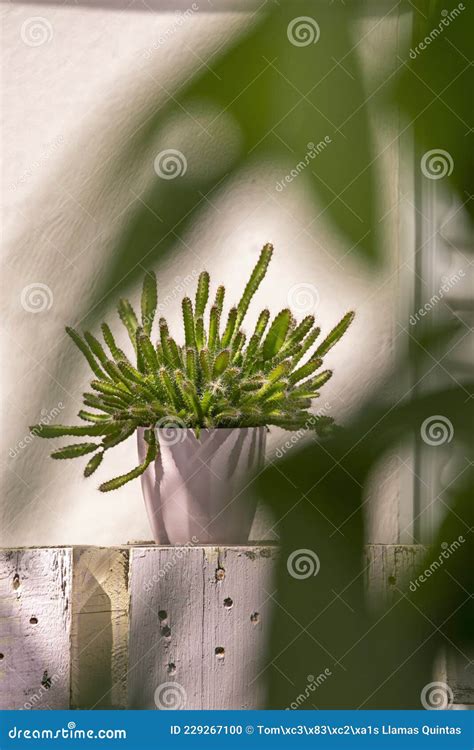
142 425 267 431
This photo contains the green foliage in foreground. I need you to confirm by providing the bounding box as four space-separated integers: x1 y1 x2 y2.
31 245 354 491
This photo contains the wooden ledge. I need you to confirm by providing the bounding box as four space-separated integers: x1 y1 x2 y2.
0 545 470 710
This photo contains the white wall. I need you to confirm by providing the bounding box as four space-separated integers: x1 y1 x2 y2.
1 2 409 546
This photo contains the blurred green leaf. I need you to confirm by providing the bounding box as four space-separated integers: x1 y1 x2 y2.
397 0 474 216
258 377 473 707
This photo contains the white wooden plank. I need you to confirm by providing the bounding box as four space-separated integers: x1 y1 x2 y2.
127 546 205 709
436 647 474 708
71 547 129 709
202 545 277 709
127 545 278 710
250 503 279 542
0 548 71 709
365 544 472 707
365 544 426 611
0 544 471 710
446 650 474 706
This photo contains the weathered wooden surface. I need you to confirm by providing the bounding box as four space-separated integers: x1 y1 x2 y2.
127 545 277 709
71 547 129 709
445 650 474 706
365 543 427 609
0 545 471 709
128 545 206 709
0 548 71 710
201 546 276 709
365 545 473 709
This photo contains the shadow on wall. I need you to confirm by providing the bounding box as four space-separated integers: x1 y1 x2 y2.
71 548 128 710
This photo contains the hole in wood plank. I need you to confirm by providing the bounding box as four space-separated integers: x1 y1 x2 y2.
0 654 4 660
215 647 225 659
29 616 38 625
388 576 396 586
167 663 176 675
215 568 225 581
12 574 20 590
41 671 52 689
158 610 167 621
161 626 171 638
250 612 260 623
223 597 233 609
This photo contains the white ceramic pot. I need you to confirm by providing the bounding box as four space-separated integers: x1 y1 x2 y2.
137 426 266 544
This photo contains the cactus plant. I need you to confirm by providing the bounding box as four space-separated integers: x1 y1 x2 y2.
31 244 354 491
